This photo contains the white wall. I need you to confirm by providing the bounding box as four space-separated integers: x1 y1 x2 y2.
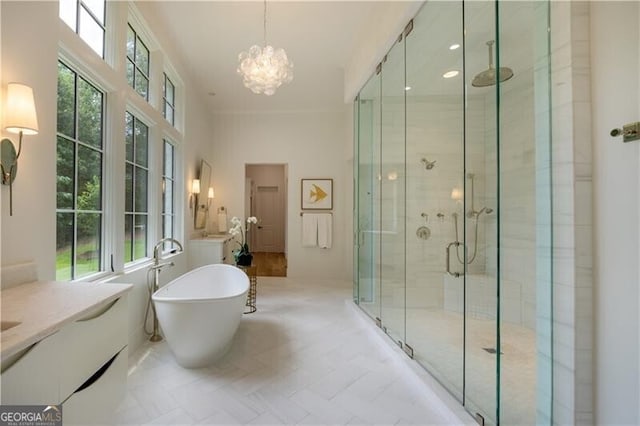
591 2 640 424
211 110 350 280
0 1 215 353
1 1 58 281
343 1 423 103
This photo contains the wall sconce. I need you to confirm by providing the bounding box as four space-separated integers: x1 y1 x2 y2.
1 83 39 216
451 187 463 202
189 178 200 212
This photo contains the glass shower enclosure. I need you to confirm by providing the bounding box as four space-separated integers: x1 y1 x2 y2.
353 1 552 424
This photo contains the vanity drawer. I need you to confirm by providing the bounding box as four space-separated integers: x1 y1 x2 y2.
58 295 128 398
63 346 128 425
0 331 61 404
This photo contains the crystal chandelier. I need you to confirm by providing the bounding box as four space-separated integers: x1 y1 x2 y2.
237 0 293 96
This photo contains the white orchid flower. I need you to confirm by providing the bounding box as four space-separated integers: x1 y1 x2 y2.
228 217 259 261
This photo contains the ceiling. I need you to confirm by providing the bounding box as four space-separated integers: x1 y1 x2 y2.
137 1 389 113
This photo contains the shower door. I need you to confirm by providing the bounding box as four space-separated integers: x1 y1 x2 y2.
404 0 466 402
356 73 382 320
462 1 500 423
380 31 406 345
354 1 552 424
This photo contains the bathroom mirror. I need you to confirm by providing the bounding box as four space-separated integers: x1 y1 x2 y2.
194 159 211 229
0 138 17 184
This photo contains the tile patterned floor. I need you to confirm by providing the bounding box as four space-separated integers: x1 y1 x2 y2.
115 277 475 425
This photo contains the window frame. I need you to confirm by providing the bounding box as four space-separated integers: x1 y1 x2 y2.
161 139 177 252
126 23 151 101
59 0 106 58
163 73 176 126
124 111 150 264
56 60 107 281
56 3 186 282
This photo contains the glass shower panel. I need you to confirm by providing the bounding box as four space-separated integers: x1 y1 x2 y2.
356 73 382 321
497 2 552 424
463 0 499 423
380 35 406 344
353 98 360 304
404 1 465 400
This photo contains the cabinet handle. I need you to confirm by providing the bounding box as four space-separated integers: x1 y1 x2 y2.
0 341 40 373
71 350 119 394
76 298 119 322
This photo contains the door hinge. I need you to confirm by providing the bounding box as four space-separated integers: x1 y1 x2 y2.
403 343 414 359
404 19 414 37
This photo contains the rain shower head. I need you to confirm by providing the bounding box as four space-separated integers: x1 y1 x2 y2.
472 40 513 88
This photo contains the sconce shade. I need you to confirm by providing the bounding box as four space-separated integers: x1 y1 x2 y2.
5 83 39 135
208 187 214 199
191 179 201 194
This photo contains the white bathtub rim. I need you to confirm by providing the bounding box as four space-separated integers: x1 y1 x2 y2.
152 264 249 303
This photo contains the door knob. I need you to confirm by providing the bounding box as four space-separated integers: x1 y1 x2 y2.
257 225 263 229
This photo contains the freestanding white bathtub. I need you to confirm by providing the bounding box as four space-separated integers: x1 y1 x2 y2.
152 264 249 368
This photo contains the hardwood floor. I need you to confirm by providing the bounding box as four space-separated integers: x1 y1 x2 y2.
252 252 287 277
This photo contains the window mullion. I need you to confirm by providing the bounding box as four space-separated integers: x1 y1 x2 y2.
79 2 105 31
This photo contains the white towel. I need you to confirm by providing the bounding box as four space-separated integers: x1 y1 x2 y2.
217 212 227 233
302 214 318 247
317 213 332 249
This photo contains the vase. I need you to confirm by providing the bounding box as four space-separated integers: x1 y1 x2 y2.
236 252 253 267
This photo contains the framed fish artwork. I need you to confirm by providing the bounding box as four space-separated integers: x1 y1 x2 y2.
301 178 333 210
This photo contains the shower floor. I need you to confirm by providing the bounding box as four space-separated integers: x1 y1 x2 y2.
360 303 536 425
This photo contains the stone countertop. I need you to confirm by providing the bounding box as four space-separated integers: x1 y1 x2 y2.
0 281 133 360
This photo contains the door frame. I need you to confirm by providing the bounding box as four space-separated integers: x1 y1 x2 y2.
244 163 288 255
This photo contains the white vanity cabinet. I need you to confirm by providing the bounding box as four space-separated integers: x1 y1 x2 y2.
0 330 61 404
189 235 234 269
0 282 131 426
60 295 128 424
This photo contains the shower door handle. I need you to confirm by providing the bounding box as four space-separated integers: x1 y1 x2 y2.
446 241 462 278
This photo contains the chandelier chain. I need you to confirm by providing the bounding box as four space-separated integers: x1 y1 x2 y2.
263 0 267 46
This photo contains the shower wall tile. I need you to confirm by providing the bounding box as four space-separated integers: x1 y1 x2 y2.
549 1 594 424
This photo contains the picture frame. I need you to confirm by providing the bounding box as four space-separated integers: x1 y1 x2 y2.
301 178 333 210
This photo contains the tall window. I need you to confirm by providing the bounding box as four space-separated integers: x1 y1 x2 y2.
56 61 104 280
163 73 175 126
59 0 106 57
162 140 176 250
125 112 149 262
126 24 150 100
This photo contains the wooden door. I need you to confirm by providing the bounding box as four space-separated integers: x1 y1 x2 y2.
254 185 283 252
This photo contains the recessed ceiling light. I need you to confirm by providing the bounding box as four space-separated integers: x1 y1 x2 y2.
405 86 412 91
449 43 460 50
443 70 459 79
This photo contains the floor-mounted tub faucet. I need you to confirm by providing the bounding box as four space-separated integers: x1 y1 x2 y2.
147 238 184 342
